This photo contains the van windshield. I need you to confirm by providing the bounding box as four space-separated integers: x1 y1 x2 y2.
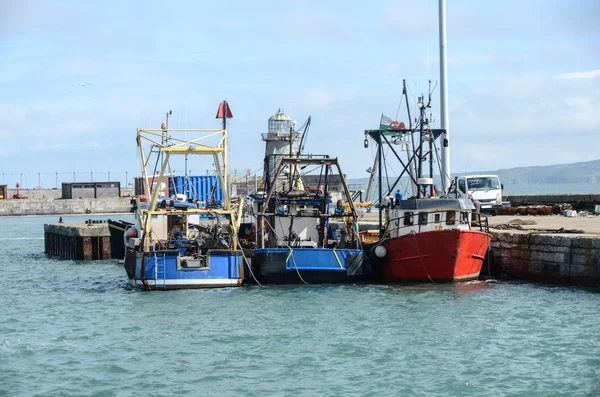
467 177 499 191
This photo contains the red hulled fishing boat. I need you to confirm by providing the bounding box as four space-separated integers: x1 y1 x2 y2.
363 0 491 282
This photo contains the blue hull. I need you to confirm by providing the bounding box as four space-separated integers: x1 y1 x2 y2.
125 249 244 290
252 248 368 284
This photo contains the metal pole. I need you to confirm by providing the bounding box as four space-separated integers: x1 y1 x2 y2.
126 171 128 187
55 172 58 189
90 171 93 182
377 133 383 238
222 104 229 199
439 0 450 192
108 171 110 181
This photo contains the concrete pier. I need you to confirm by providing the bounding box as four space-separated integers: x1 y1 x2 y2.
44 222 111 260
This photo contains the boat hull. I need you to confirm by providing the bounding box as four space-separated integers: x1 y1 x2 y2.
125 249 244 290
251 248 368 284
372 229 491 282
107 219 133 260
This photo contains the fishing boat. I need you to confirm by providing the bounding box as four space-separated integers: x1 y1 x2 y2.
123 101 246 290
365 88 491 282
364 1 491 282
245 109 368 284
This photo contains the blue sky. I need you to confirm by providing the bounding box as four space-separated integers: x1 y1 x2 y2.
1 0 599 188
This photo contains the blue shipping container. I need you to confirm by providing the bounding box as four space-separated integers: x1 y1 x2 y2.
169 176 223 204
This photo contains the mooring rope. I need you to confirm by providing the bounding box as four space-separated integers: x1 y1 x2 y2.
265 217 309 285
234 235 262 287
411 231 436 283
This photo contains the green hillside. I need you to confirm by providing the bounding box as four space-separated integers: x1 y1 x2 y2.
348 159 600 187
476 159 600 185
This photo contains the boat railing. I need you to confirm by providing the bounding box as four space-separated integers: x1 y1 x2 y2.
385 210 490 234
471 212 490 233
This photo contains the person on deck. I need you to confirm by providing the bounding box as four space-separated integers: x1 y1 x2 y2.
394 190 404 206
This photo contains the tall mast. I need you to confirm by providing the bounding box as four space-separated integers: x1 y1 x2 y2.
222 102 228 197
403 80 418 197
216 101 233 197
439 0 450 192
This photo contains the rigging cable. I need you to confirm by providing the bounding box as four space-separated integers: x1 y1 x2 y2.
395 90 405 122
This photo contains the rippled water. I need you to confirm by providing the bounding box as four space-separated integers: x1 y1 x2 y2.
2 215 600 396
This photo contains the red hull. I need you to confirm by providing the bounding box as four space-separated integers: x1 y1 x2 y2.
373 229 492 282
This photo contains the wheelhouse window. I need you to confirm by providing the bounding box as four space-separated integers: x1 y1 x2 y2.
403 212 413 226
446 211 456 225
419 212 428 225
434 214 441 223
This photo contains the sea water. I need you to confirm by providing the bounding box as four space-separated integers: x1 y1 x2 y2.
1 215 599 396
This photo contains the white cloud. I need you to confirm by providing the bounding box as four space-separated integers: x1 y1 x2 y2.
304 89 336 109
553 69 600 81
28 143 64 151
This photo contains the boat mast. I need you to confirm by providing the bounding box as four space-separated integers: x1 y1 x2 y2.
403 80 418 197
377 132 383 237
439 0 450 192
417 97 425 198
222 101 229 197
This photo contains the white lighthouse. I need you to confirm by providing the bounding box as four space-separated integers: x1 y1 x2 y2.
261 109 303 192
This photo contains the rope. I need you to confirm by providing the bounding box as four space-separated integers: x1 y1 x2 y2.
411 231 435 283
234 235 262 287
264 217 308 285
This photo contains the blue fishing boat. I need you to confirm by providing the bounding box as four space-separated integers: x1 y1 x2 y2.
245 110 369 284
124 101 247 290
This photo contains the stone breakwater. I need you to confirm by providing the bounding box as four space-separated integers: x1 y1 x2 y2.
489 231 600 286
0 197 131 216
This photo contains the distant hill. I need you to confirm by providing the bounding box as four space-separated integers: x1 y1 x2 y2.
471 159 600 185
348 159 600 188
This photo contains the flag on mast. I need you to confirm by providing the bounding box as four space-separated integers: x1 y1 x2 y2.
379 114 406 132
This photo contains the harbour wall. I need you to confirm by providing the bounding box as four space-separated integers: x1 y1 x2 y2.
488 231 600 286
504 194 600 210
5 187 135 200
0 197 131 216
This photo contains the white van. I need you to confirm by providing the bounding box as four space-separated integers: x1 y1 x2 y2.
457 175 505 211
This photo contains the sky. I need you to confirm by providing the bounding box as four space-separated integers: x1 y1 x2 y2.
1 0 599 188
